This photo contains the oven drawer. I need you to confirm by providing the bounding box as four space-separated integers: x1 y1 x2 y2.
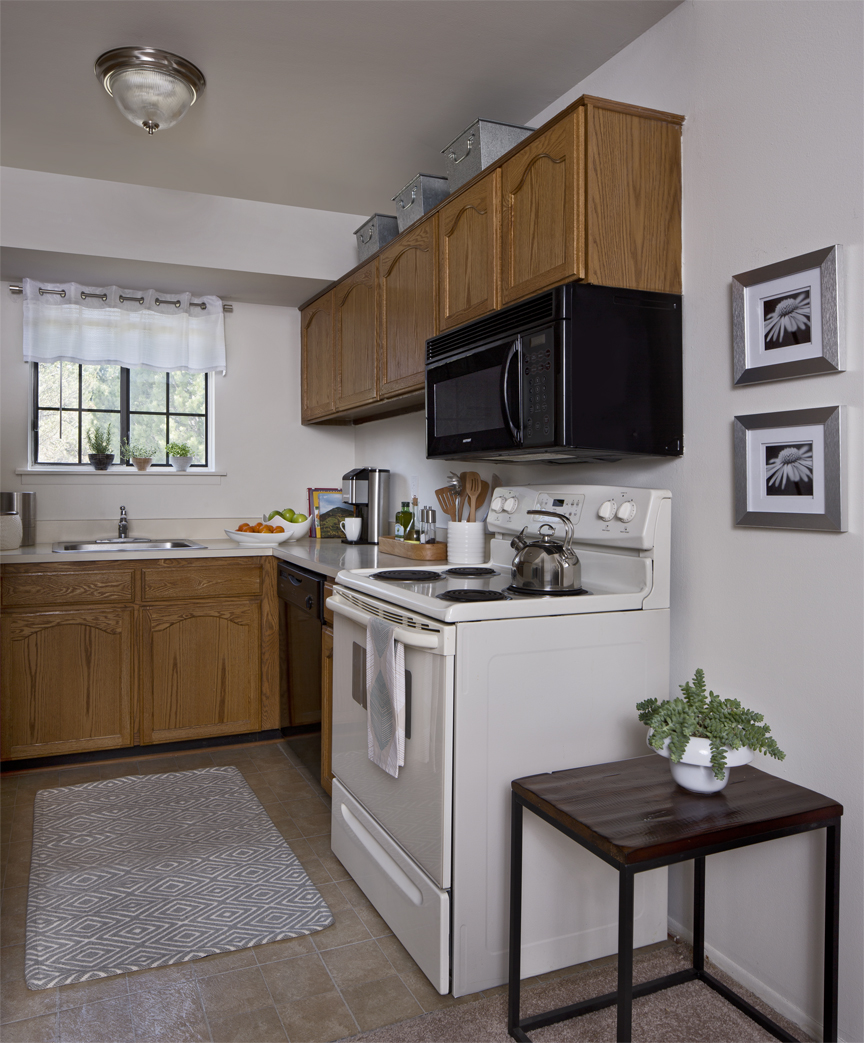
331 779 449 995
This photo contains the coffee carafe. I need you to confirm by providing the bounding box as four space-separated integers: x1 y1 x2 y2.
341 467 390 545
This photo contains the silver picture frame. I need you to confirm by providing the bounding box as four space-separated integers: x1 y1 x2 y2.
734 406 846 531
732 245 844 385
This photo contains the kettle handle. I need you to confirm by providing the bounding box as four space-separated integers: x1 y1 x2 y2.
526 510 577 561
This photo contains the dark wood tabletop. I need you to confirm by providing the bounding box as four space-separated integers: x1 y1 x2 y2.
512 755 843 866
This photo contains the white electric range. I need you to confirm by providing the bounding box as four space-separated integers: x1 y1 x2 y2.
327 484 671 998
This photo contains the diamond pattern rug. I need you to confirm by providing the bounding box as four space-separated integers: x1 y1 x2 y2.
25 765 333 989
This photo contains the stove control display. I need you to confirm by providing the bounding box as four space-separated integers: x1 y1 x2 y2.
535 492 584 524
598 499 617 522
616 500 637 523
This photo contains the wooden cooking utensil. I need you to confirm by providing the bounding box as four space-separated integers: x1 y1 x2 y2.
435 486 458 522
465 472 483 522
458 471 469 520
475 480 490 516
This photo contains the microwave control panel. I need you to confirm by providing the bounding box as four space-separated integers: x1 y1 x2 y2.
521 332 555 446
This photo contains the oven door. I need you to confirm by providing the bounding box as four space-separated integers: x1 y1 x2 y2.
328 590 455 888
426 337 522 458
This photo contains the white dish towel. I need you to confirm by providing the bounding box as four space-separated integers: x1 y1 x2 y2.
366 616 406 778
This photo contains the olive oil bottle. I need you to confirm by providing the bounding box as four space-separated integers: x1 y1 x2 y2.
395 501 414 541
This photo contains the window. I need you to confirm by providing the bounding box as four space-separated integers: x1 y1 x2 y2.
32 362 210 466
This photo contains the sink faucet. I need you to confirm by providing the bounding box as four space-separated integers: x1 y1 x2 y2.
118 506 128 540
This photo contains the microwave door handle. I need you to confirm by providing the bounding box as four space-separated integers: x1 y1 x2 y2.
501 342 521 444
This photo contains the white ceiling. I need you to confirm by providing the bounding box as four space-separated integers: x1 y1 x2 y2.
1 0 681 302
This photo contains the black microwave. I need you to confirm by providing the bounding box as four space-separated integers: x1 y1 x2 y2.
425 281 683 463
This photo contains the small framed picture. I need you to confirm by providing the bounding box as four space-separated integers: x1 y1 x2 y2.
733 406 846 531
732 245 844 385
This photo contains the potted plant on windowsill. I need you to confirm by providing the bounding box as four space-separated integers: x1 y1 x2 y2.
86 423 114 470
120 439 160 471
165 441 194 471
637 668 785 794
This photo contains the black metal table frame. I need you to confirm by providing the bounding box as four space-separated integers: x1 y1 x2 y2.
507 791 841 1043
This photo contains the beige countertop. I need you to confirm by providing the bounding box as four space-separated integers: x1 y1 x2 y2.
0 537 421 579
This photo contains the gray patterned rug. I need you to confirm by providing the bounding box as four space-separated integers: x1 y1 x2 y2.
25 765 333 990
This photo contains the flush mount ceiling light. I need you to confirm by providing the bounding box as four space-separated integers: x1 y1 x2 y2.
95 47 205 135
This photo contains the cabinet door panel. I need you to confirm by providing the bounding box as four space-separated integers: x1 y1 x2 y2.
1 608 133 759
336 262 378 408
141 600 261 744
439 172 499 330
379 219 437 398
301 292 335 421
501 110 584 305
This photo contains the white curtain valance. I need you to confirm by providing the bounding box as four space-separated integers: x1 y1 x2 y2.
22 279 227 374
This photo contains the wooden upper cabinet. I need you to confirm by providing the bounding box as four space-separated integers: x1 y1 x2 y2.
379 218 437 399
301 291 335 421
501 110 584 307
335 260 378 409
583 102 682 294
438 170 500 331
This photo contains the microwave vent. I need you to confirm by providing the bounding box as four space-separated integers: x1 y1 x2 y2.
426 288 557 363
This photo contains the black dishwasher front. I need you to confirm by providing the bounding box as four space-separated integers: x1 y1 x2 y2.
277 561 324 727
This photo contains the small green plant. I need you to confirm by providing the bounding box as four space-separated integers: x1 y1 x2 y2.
85 422 113 455
119 438 160 462
165 441 193 458
637 668 785 779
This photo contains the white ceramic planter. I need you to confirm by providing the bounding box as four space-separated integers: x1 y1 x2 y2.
170 456 193 472
649 733 753 794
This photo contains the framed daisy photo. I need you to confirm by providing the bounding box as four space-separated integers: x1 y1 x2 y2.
732 245 844 385
734 406 846 531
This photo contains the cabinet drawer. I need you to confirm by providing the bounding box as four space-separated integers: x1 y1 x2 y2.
141 561 263 601
1 568 134 607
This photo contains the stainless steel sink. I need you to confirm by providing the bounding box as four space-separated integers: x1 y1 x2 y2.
52 539 207 553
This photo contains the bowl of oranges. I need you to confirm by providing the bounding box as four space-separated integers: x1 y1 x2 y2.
226 510 312 545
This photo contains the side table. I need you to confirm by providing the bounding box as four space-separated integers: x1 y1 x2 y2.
508 755 842 1043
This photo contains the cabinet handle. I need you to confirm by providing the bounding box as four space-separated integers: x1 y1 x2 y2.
447 133 474 164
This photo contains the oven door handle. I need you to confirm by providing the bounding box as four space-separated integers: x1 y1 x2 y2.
328 598 441 649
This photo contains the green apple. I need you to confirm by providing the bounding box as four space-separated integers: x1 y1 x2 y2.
267 510 282 521
293 513 308 523
281 509 296 522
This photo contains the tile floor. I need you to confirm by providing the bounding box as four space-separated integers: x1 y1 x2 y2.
0 738 507 1042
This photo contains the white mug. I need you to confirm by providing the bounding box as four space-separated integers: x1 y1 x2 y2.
340 516 363 542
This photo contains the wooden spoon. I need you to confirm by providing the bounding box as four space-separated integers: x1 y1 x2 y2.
435 486 458 522
465 472 483 522
458 471 470 521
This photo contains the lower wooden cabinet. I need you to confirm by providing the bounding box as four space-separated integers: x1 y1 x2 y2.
140 600 261 745
0 557 277 762
1 606 133 760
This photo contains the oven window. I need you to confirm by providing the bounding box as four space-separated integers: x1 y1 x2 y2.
433 368 504 437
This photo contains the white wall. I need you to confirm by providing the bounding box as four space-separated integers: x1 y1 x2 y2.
357 3 864 1038
0 290 355 535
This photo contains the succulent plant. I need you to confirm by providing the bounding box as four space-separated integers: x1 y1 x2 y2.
637 668 785 780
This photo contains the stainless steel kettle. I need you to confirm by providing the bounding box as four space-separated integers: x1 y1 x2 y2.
510 510 581 592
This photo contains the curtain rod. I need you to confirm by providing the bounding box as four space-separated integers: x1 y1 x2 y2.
8 284 234 312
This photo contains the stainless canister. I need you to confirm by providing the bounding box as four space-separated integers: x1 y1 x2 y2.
442 118 532 191
354 214 400 262
1 491 36 546
392 174 450 233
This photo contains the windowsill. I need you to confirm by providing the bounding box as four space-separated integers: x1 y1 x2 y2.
15 467 226 484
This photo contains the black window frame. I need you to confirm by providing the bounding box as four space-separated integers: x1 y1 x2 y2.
31 363 210 467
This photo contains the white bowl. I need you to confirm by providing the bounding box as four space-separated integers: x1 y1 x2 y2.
225 517 312 546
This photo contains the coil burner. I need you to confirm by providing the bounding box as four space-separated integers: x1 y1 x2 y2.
444 567 498 577
372 570 444 582
436 589 511 602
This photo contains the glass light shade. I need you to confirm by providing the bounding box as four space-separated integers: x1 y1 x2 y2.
107 67 197 133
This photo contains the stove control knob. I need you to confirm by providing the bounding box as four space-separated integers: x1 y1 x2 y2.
598 499 617 522
491 495 505 513
616 500 637 523
503 496 519 514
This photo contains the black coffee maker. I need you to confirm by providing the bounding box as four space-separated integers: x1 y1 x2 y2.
341 468 390 545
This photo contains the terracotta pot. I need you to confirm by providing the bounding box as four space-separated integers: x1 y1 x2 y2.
132 457 153 471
